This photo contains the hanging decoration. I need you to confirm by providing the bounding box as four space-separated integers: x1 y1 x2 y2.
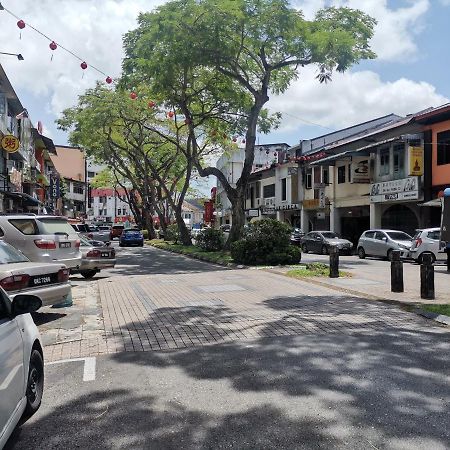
167 111 174 119
105 76 113 84
130 92 137 100
49 41 57 61
148 101 156 108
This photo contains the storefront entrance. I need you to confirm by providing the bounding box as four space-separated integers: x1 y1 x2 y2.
381 204 418 236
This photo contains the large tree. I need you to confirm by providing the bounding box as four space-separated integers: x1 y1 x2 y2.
122 0 376 243
57 84 197 245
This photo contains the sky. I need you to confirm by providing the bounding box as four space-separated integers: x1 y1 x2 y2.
1 0 449 149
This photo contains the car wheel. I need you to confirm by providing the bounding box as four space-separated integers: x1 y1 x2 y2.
357 247 366 259
301 243 308 253
22 349 44 421
418 252 435 265
80 270 98 279
321 245 328 255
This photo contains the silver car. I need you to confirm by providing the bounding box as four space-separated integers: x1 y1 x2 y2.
357 229 413 260
72 224 110 243
0 215 82 270
408 228 447 264
72 237 116 279
0 240 71 307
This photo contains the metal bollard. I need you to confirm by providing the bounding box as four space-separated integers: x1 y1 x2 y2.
420 253 435 300
390 250 404 292
447 248 450 273
329 245 339 278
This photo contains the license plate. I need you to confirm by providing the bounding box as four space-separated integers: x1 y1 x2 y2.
59 242 71 248
101 252 109 257
32 275 52 286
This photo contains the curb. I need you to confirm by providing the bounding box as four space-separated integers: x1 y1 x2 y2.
147 242 246 269
267 269 450 327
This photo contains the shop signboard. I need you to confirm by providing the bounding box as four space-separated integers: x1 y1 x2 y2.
302 199 319 210
1 134 20 153
407 146 424 176
261 207 276 215
246 209 259 217
319 189 326 208
274 204 299 211
370 177 420 203
351 157 370 183
50 175 60 199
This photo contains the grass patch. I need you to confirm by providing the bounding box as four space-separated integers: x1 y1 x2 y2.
286 262 350 278
147 240 234 265
420 304 450 317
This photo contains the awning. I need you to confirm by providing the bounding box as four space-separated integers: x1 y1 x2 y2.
418 198 442 207
32 128 57 154
3 191 42 206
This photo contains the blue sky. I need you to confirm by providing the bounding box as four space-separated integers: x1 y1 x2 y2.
1 0 449 149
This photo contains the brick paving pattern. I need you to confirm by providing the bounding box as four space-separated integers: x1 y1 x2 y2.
43 269 449 361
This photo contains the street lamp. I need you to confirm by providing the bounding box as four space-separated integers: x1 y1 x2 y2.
0 52 24 61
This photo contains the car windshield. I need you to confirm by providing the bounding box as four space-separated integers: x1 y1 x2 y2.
124 229 141 234
0 240 29 263
321 232 338 239
99 226 110 231
79 237 92 247
386 231 412 241
39 218 77 235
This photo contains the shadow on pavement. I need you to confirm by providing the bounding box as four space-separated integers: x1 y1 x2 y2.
31 311 66 326
10 294 450 449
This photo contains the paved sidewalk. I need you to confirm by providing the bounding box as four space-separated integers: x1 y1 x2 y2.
43 269 448 362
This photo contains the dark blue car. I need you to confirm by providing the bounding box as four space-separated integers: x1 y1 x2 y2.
119 229 144 247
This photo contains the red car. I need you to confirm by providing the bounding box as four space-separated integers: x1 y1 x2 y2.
110 224 125 240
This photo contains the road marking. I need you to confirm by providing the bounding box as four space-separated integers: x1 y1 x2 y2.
47 357 96 382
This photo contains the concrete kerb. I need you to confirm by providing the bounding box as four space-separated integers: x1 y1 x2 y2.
265 268 450 328
146 242 246 269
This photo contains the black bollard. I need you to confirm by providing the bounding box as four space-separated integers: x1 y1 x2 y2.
447 248 450 273
329 245 339 278
390 250 404 293
420 253 435 300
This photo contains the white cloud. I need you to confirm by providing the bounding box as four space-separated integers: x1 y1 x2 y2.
269 66 448 132
294 0 430 61
0 0 164 116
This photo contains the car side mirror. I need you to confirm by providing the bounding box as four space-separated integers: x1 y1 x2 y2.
11 295 42 317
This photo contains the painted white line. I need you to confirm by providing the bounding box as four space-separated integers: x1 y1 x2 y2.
47 357 96 382
83 357 96 382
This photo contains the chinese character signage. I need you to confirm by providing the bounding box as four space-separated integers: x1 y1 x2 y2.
1 135 20 153
408 146 423 176
370 177 420 203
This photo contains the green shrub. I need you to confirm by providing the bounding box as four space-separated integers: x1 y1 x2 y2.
195 228 224 252
231 219 301 265
165 224 180 243
142 229 149 239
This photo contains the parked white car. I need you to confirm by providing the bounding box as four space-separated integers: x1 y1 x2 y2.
357 229 413 260
0 215 82 270
0 288 44 448
0 240 71 307
408 228 447 264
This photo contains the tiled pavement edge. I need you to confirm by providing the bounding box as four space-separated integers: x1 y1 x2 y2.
43 270 449 362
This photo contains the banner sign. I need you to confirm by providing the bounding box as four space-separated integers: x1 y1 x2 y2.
50 175 60 199
408 146 424 176
370 177 420 203
351 157 370 184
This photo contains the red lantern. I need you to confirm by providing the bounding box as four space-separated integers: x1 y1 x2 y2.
130 92 137 100
148 101 156 108
17 20 26 29
105 76 113 84
168 111 174 118
49 41 57 51
80 61 88 70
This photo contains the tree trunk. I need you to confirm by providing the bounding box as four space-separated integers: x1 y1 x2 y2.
143 207 156 239
175 207 192 246
226 192 245 249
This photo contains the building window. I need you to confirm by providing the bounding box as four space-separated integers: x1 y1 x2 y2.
73 184 84 194
263 183 275 198
117 209 122 215
437 130 450 165
184 213 191 219
87 171 95 178
322 168 329 185
337 166 346 184
305 169 312 189
379 148 390 176
281 178 287 201
393 144 405 178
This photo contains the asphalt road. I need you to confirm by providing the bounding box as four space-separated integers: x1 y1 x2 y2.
7 333 450 449
6 243 450 449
